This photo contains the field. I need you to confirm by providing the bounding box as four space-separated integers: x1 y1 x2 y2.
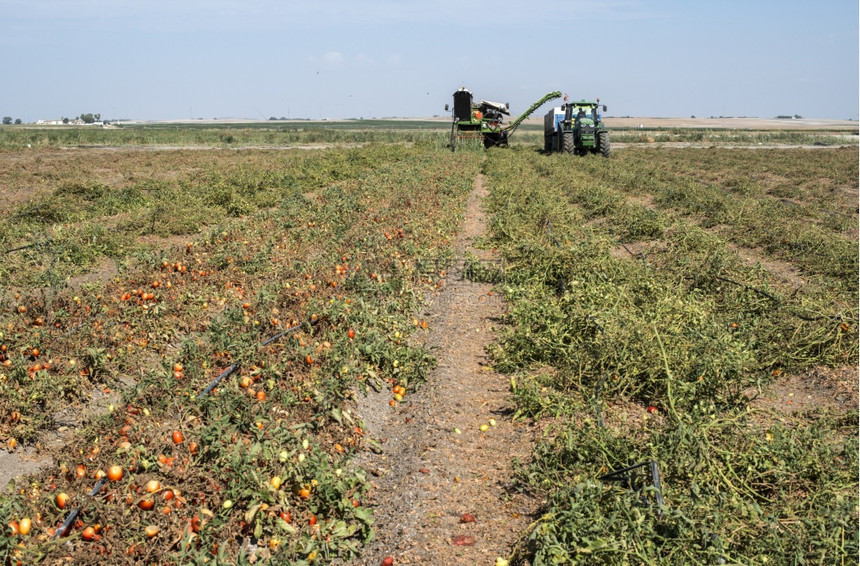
0 122 856 565
483 145 858 564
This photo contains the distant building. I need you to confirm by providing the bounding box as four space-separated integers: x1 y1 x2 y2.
35 119 104 126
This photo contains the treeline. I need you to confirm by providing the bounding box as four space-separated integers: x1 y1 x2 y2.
2 113 103 125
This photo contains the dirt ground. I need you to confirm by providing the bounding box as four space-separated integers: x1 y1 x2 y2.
747 365 858 414
350 174 541 565
601 116 859 130
0 139 856 564
345 156 859 565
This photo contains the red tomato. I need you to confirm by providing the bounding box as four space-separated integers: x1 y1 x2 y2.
107 465 124 482
145 525 159 538
55 492 69 509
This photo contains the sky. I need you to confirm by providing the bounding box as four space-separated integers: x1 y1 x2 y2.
1 0 858 122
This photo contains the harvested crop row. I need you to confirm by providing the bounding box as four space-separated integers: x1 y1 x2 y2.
483 147 858 565
0 142 480 564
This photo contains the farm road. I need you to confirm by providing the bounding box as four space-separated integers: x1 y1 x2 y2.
351 173 540 565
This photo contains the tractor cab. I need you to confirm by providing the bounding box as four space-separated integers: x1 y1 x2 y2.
564 101 603 127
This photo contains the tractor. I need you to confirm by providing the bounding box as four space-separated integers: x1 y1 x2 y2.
544 98 609 157
446 87 561 149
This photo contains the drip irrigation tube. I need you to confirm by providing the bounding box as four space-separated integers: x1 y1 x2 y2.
649 460 664 509
261 327 296 347
5 243 38 254
50 509 79 540
51 317 319 538
47 317 315 544
51 477 109 540
712 275 781 304
197 318 315 399
599 460 665 514
88 477 108 496
196 362 239 400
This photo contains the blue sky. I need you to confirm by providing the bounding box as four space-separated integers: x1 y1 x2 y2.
2 0 857 121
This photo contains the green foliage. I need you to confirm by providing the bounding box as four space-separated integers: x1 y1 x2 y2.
513 411 858 565
511 127 858 148
0 123 451 149
484 147 858 564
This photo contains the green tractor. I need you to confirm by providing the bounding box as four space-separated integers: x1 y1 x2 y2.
544 98 609 157
447 87 561 149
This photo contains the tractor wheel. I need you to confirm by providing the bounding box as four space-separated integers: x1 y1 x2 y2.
562 131 574 154
599 130 610 158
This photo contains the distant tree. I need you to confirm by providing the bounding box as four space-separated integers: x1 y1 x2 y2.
14 119 22 124
62 117 70 124
81 113 95 124
269 116 277 121
94 113 100 121
2 117 11 125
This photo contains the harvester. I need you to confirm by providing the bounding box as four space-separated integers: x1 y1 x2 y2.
446 88 562 148
544 98 609 157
